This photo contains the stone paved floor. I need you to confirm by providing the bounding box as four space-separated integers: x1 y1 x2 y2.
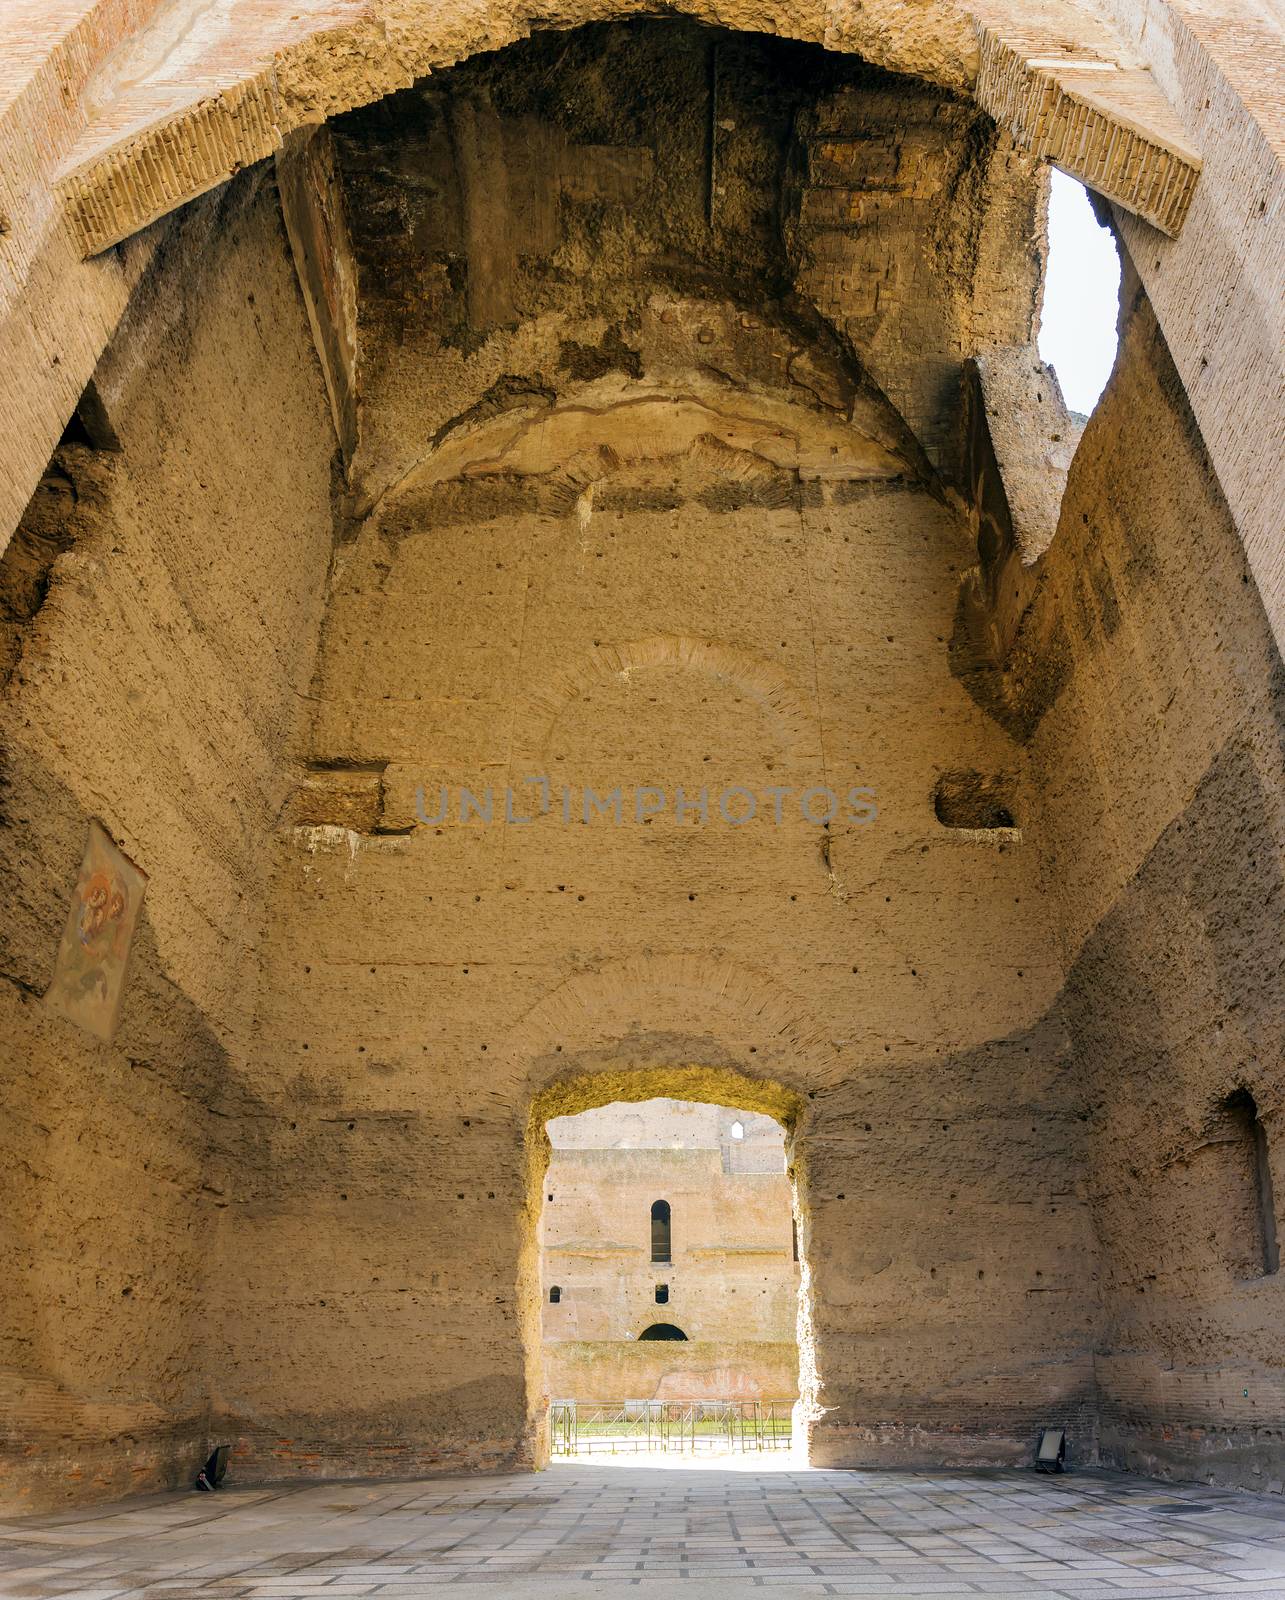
2 1463 1285 1600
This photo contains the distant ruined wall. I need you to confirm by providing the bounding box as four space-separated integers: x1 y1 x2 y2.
545 1341 800 1403
540 1104 799 1398
0 175 336 1512
537 1126 800 1350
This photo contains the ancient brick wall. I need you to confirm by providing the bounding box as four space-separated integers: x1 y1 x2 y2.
1023 284 1285 1494
540 1101 799 1399
194 28 1099 1483
544 1342 801 1404
0 175 336 1511
0 11 1279 1514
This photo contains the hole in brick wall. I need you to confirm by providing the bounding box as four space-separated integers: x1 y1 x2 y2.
651 1198 672 1262
933 772 1017 830
0 406 121 690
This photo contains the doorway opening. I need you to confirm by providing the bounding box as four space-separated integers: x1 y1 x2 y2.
534 1094 807 1460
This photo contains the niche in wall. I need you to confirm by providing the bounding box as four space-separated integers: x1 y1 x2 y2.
933 771 1017 831
1214 1090 1280 1279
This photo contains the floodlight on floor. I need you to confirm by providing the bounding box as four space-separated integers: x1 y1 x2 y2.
1034 1428 1066 1473
194 1445 230 1491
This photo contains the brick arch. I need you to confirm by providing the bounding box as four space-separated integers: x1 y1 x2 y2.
514 633 821 764
52 0 1199 258
24 1 1285 679
502 953 843 1104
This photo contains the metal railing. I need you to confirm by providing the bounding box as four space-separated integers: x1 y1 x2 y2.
549 1398 794 1455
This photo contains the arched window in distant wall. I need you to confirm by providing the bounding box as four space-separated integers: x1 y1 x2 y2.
548 1285 561 1304
1223 1090 1279 1277
638 1323 687 1341
651 1199 671 1263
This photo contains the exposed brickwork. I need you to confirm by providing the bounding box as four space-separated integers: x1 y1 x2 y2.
1024 293 1285 1496
974 24 1200 237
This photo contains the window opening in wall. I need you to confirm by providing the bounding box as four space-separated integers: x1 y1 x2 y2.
538 1096 805 1461
549 1285 562 1303
1037 168 1121 417
1225 1089 1280 1277
651 1198 672 1263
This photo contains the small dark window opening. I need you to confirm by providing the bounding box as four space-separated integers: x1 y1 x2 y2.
651 1199 671 1263
548 1285 561 1304
1225 1090 1279 1277
655 1283 669 1304
791 1216 799 1263
638 1322 687 1341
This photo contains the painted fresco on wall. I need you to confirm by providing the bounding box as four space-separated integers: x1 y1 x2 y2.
46 820 147 1042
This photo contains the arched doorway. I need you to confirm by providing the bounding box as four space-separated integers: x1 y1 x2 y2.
522 1069 817 1465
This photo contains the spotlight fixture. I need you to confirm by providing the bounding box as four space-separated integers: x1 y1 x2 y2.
1035 1428 1066 1473
194 1445 230 1492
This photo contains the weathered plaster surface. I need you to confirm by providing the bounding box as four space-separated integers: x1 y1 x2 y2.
0 4 1280 1517
0 174 335 1510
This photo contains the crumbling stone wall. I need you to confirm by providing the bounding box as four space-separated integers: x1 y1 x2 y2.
0 174 336 1511
196 25 1098 1485
0 12 1279 1514
335 23 1040 511
1023 282 1285 1494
